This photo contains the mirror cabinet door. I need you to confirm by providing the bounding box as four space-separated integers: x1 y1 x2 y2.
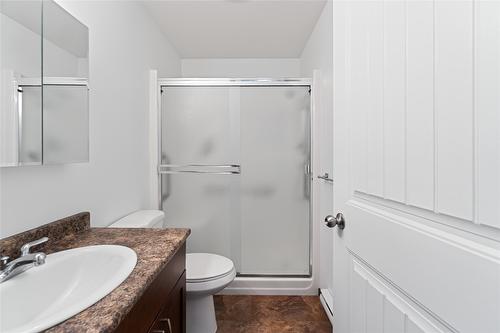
42 0 89 164
0 0 43 166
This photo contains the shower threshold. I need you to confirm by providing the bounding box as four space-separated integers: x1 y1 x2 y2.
221 275 316 296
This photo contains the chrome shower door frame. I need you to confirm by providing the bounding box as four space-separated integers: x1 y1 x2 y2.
157 78 314 277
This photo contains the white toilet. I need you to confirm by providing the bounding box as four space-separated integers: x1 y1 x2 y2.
109 210 236 333
186 253 236 333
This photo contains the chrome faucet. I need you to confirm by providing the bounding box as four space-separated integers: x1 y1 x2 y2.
0 237 48 283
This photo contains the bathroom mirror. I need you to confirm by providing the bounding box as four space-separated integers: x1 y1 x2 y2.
0 0 89 167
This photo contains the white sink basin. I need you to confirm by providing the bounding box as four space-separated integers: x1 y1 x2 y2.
0 245 137 333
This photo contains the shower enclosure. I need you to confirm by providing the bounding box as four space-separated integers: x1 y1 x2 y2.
158 79 311 277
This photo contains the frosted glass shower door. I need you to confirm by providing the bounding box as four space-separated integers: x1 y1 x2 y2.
160 86 241 269
239 87 310 275
160 84 311 276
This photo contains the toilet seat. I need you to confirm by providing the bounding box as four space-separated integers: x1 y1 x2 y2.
187 268 235 283
186 253 235 283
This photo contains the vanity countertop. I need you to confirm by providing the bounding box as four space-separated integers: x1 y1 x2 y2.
44 227 190 333
0 212 190 333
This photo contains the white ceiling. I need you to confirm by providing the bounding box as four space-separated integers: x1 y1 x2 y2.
142 0 327 59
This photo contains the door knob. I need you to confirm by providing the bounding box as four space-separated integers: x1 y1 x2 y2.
325 213 345 229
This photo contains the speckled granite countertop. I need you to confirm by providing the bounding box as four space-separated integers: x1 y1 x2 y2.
45 227 190 333
0 212 190 333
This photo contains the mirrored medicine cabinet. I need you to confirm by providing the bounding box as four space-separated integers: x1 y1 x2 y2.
0 0 89 167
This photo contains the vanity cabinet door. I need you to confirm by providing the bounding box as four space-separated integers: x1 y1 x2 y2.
149 271 186 333
115 245 186 333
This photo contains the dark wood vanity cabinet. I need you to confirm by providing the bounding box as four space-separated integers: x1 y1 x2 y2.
148 271 186 333
115 244 186 333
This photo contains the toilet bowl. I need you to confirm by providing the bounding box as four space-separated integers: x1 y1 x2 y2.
109 210 236 333
186 253 236 333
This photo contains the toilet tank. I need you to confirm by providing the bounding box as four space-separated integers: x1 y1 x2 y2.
109 210 165 228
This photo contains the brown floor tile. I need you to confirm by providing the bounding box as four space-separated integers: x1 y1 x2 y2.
215 295 332 333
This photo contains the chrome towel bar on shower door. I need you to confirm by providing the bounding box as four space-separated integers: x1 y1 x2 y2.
159 170 240 175
158 164 241 175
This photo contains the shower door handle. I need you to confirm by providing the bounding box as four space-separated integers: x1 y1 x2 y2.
160 164 240 168
158 164 241 175
159 170 240 175
317 173 333 182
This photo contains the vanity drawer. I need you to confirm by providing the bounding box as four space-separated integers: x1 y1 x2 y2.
115 244 186 333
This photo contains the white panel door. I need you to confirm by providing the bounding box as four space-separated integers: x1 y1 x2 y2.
331 1 500 333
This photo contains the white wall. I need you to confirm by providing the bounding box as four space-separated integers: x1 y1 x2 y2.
300 1 333 292
0 1 181 238
181 58 300 77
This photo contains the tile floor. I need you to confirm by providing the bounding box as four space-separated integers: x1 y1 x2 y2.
214 295 332 333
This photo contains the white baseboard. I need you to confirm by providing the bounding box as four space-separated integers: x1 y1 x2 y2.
319 288 334 327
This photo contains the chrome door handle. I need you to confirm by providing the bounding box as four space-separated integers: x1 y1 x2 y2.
325 213 345 229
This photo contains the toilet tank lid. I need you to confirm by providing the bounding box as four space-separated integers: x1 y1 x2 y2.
110 210 165 228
